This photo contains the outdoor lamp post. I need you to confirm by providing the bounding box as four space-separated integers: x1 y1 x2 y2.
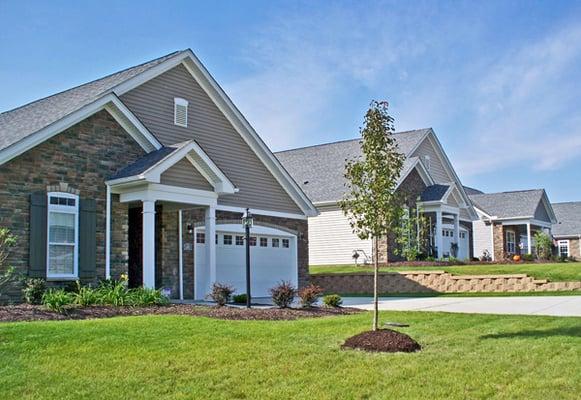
242 208 253 308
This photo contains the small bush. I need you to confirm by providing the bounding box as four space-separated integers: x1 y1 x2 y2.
129 287 169 306
297 284 323 308
322 294 342 308
208 282 234 306
232 293 248 304
97 279 130 306
72 283 99 307
42 289 73 313
522 253 535 262
22 278 46 304
270 281 295 308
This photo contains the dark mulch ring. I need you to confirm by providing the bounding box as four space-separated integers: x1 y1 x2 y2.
342 329 421 353
0 304 361 323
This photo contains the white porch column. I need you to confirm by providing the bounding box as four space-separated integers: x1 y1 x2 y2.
142 200 156 289
435 210 443 259
205 205 217 287
527 223 532 254
453 213 460 252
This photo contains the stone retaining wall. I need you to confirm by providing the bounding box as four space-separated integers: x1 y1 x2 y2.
310 271 581 294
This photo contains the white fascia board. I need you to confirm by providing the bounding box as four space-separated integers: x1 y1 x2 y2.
106 96 162 151
118 183 218 206
216 204 308 220
395 158 434 191
183 142 236 193
0 94 160 166
540 191 558 224
424 131 478 220
109 49 317 217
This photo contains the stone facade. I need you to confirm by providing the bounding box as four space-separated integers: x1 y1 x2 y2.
0 110 146 301
311 271 581 294
375 168 427 264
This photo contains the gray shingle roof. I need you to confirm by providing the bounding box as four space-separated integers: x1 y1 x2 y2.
420 184 450 202
275 129 430 203
469 189 545 219
463 186 484 195
109 140 191 180
0 51 185 152
552 202 581 236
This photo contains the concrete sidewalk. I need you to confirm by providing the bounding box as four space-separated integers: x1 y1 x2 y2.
342 295 581 317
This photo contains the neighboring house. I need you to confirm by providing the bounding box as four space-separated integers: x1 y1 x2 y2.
552 202 581 259
0 49 317 302
469 190 557 261
276 129 478 265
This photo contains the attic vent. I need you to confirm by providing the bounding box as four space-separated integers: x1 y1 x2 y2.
424 155 431 172
174 98 188 127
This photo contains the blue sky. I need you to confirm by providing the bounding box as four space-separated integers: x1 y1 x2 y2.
1 0 580 202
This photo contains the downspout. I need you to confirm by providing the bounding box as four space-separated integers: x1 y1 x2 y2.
105 184 111 279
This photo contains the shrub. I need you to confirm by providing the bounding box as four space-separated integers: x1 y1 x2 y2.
322 294 342 308
208 282 234 306
97 279 131 306
297 284 323 308
129 287 169 306
0 228 18 299
522 253 535 262
22 278 46 304
270 281 295 308
534 231 553 260
42 289 73 313
232 293 248 304
72 283 99 307
447 256 465 266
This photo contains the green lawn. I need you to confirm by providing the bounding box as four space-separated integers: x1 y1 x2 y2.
310 262 581 282
1 312 581 399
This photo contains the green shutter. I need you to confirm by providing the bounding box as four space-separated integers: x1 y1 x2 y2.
79 199 97 279
29 192 47 278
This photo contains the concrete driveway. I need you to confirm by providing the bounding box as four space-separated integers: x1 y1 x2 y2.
342 296 581 317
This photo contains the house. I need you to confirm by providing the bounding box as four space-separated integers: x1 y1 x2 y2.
0 50 317 302
469 190 557 260
552 201 581 259
276 129 478 265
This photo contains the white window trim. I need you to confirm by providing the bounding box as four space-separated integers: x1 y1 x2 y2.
174 97 188 127
46 192 79 279
558 240 570 257
506 231 516 254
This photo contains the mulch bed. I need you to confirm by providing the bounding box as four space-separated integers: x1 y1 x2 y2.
0 304 360 323
342 329 421 353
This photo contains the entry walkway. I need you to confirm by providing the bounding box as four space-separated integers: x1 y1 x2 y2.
342 296 581 317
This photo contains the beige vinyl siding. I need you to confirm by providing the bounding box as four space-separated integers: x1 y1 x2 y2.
472 218 492 260
411 136 451 184
308 206 372 265
120 64 302 214
160 158 213 191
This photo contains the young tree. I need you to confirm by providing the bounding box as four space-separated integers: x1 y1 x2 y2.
394 203 429 261
339 101 405 331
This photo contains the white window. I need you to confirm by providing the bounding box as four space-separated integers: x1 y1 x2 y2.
272 238 280 248
174 97 188 127
506 231 516 254
282 238 290 248
223 235 232 245
235 235 244 246
260 237 268 247
558 240 570 258
249 237 257 246
424 155 431 172
47 192 79 278
196 232 205 244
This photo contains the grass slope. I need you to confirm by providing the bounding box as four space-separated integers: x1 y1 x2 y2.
1 312 580 399
310 262 581 282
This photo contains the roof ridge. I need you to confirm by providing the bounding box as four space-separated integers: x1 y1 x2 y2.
275 128 431 154
471 188 544 196
0 50 183 116
553 201 581 205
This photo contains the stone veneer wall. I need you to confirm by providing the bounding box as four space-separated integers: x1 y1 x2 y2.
0 110 146 301
310 271 581 294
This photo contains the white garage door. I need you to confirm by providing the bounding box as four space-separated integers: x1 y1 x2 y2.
195 224 298 299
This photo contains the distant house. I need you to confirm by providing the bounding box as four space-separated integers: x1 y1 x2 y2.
469 190 557 260
276 129 478 265
552 202 581 259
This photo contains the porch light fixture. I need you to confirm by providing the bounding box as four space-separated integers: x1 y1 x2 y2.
186 223 193 235
242 208 253 308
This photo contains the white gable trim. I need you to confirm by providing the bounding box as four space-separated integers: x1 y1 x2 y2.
111 50 317 217
0 93 162 166
106 140 236 195
396 157 435 190
421 131 478 220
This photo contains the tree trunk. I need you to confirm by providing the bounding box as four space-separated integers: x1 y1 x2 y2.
373 236 379 331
